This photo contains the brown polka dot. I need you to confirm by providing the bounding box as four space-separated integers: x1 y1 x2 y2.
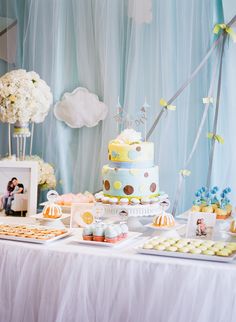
123 185 134 195
136 146 141 152
114 168 118 172
150 183 157 193
104 180 110 190
144 172 149 177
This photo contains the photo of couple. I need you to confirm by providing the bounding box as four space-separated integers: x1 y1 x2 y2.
1 177 25 216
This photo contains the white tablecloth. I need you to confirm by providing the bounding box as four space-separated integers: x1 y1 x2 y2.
0 218 236 322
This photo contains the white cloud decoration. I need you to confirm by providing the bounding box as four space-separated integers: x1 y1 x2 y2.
54 87 108 128
128 0 152 24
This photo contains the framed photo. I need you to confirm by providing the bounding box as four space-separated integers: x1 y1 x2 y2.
70 203 96 228
185 211 216 239
0 161 38 216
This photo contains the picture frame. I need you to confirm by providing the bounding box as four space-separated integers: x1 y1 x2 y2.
185 211 216 239
0 161 38 216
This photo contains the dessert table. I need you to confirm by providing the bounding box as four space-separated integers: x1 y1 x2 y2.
0 217 236 322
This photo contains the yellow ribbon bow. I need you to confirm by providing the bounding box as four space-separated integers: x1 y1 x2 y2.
160 98 176 111
213 23 236 43
207 132 224 144
179 169 191 177
202 97 214 104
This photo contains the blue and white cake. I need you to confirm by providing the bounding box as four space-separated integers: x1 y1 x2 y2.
102 129 159 201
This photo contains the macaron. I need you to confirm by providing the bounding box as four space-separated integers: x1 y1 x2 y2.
143 243 153 249
166 246 178 252
154 244 166 251
214 242 226 249
216 249 231 257
178 247 190 253
202 249 215 256
190 248 202 254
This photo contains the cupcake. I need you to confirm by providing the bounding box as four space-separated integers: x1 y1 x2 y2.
130 198 140 206
101 197 110 204
141 197 150 205
119 198 129 206
114 225 122 240
93 223 105 242
191 205 201 212
82 226 93 241
109 197 118 205
105 225 118 243
201 205 213 213
215 207 228 219
120 223 128 238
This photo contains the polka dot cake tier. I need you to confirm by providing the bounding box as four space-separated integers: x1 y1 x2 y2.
102 129 159 200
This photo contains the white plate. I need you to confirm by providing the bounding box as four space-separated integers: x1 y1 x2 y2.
145 223 185 231
136 246 236 262
31 213 71 222
0 231 71 244
74 231 142 247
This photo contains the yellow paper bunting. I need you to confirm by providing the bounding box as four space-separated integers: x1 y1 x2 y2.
213 23 236 43
179 169 191 177
160 98 176 111
203 97 214 104
207 132 224 144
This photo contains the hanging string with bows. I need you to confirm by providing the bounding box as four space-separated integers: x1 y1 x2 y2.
171 17 236 215
147 15 236 140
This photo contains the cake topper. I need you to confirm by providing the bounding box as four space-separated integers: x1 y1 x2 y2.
114 96 149 136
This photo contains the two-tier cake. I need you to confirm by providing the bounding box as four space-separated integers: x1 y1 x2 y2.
101 129 159 202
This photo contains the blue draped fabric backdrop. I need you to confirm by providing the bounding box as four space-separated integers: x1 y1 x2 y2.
0 0 234 213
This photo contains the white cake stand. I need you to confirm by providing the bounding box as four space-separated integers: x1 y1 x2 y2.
102 201 170 232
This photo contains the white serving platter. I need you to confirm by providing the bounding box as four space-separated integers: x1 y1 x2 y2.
136 246 236 262
145 223 185 231
74 231 142 247
0 230 71 244
31 213 71 222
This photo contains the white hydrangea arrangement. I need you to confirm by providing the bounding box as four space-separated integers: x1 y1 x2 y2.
25 155 56 190
0 69 53 124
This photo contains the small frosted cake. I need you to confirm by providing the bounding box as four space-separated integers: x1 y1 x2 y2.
43 204 62 219
152 211 175 227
